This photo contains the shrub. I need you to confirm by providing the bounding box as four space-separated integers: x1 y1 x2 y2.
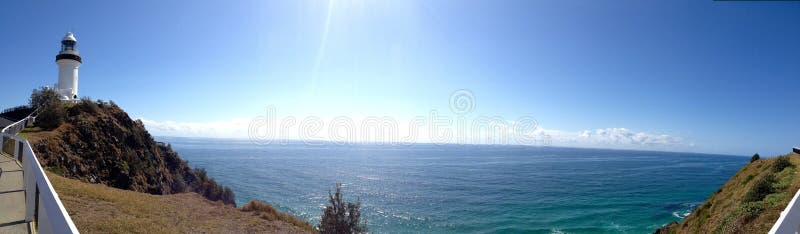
186 167 236 206
30 88 65 130
36 105 65 130
743 173 776 203
738 202 764 221
773 156 792 172
750 153 760 163
29 87 60 109
79 97 100 113
318 183 367 234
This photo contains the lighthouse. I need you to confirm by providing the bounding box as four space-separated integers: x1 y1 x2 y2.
55 32 82 102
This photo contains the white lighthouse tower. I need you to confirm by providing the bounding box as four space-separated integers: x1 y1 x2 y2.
55 32 82 102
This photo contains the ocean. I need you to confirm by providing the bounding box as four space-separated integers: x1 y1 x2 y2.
160 137 746 233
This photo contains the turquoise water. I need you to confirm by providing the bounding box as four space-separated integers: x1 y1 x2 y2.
161 137 746 233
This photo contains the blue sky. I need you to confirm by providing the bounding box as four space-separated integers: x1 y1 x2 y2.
1 0 798 156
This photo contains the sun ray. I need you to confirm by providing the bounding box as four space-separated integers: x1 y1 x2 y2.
310 0 336 96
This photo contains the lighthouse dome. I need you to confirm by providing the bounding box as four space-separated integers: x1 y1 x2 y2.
62 32 77 42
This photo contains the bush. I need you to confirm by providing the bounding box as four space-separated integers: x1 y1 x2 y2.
750 153 760 163
79 97 101 113
738 202 764 221
185 167 236 206
318 183 367 234
30 87 60 109
30 87 65 130
773 156 793 173
744 173 776 202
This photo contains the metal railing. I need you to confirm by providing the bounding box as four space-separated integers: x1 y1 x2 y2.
1 109 78 234
1 113 35 135
769 188 800 234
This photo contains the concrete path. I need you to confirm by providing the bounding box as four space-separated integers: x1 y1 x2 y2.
0 153 29 234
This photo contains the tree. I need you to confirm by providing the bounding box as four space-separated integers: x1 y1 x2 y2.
318 183 367 234
750 153 760 163
29 87 65 129
29 87 60 109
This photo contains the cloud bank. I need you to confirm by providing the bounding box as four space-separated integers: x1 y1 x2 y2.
139 117 689 151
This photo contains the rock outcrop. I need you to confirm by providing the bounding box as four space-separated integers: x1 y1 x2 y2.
25 100 235 205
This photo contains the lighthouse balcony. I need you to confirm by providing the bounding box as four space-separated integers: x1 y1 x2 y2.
55 53 82 63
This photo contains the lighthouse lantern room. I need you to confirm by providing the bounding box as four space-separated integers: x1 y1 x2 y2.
55 32 82 102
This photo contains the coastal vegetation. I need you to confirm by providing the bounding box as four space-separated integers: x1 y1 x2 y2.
17 93 316 232
22 92 238 205
29 87 65 129
751 153 760 163
318 183 368 234
655 154 799 233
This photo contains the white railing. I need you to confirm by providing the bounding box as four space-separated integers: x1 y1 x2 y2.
1 113 35 135
769 188 800 234
1 120 79 233
1 133 79 233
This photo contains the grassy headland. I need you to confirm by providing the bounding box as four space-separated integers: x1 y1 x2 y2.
656 154 799 233
19 95 314 233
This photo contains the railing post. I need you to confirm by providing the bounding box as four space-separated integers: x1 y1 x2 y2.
34 185 40 230
24 147 35 222
11 139 17 159
17 141 23 162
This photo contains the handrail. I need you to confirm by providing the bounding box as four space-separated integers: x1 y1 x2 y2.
1 111 35 134
1 133 79 234
0 107 78 234
769 188 800 234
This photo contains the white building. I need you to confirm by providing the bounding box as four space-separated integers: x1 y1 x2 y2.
55 32 82 102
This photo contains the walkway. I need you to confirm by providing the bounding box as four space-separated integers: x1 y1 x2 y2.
0 152 29 233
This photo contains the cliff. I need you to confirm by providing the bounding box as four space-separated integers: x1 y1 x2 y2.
20 99 314 232
21 100 236 205
655 154 799 233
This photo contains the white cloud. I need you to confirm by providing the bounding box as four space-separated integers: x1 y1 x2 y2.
539 127 686 151
139 116 689 151
138 118 252 139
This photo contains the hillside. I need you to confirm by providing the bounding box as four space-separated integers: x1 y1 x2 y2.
655 154 799 233
21 100 235 205
19 98 314 233
47 171 313 233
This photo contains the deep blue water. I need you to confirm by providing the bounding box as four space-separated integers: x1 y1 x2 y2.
160 137 746 233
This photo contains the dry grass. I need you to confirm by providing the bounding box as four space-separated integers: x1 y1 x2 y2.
48 172 313 234
662 154 800 233
242 200 315 232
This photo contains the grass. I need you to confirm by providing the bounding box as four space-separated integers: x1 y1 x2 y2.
48 172 314 233
742 174 755 185
242 200 315 232
661 154 800 233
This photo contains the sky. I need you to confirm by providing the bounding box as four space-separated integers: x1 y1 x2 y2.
1 0 798 156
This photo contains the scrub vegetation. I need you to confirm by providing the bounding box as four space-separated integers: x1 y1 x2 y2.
22 97 236 205
655 154 799 234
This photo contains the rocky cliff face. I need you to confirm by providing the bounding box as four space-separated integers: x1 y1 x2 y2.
24 100 235 205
